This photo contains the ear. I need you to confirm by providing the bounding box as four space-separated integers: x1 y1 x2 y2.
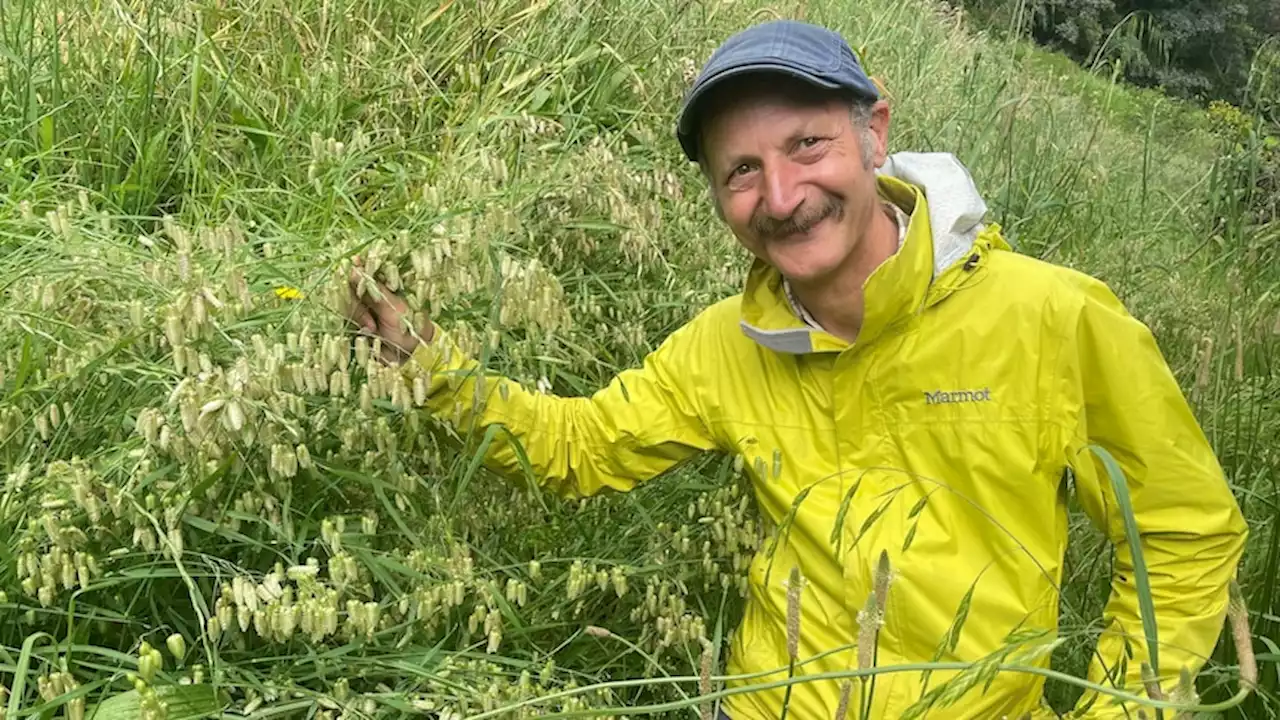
868 99 891 168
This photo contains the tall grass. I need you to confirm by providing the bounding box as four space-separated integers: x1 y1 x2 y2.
0 0 1276 717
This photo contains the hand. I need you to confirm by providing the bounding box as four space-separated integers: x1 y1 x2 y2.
345 256 434 365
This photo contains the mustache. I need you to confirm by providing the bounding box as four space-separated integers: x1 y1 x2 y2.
751 195 844 240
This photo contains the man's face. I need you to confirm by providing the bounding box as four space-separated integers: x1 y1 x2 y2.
699 79 889 287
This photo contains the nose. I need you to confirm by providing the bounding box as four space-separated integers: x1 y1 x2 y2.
760 162 804 219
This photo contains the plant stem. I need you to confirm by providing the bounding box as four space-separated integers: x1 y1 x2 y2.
778 657 795 720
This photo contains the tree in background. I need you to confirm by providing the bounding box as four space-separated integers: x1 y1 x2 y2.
959 0 1276 109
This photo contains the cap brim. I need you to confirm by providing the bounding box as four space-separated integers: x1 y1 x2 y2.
676 62 845 161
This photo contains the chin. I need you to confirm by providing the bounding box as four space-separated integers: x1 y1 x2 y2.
767 244 847 286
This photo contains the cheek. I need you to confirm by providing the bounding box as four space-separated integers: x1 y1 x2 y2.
720 194 756 232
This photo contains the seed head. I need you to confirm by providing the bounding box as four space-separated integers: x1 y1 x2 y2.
1229 580 1257 690
699 640 714 720
785 567 804 661
873 550 892 615
834 680 853 719
166 633 186 661
856 591 880 671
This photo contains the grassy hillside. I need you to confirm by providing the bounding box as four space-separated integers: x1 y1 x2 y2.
0 0 1276 717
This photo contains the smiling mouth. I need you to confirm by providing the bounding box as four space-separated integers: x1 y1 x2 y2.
756 198 843 243
772 210 833 242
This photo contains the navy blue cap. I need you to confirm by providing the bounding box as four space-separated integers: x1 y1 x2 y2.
675 20 880 162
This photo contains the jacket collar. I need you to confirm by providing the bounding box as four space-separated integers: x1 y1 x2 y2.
738 153 1003 355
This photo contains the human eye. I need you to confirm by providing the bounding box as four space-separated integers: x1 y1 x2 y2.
726 162 756 183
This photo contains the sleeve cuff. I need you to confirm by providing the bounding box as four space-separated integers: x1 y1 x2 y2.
401 322 450 380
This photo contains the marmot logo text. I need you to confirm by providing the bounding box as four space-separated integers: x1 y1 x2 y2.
924 388 993 404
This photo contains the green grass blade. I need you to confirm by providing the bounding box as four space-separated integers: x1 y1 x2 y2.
1089 444 1161 677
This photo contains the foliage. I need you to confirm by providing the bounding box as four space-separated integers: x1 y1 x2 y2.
956 0 1277 109
0 0 1277 718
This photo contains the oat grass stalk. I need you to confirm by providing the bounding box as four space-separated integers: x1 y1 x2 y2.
857 550 891 718
834 680 853 720
780 566 803 720
700 639 714 720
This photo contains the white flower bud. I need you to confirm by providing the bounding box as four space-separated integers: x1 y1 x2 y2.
191 293 207 327
168 527 184 559
200 398 226 416
201 287 224 310
293 443 311 469
217 599 233 631
354 337 370 368
179 399 198 434
164 312 183 348
287 564 319 582
166 633 186 660
308 366 325 395
225 400 244 432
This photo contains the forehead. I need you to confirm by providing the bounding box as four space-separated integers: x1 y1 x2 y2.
696 74 848 157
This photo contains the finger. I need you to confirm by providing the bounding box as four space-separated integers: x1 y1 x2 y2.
348 264 367 301
342 277 375 326
348 301 377 334
366 277 408 324
345 258 410 336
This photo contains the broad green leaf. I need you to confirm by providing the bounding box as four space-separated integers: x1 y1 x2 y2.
92 684 225 720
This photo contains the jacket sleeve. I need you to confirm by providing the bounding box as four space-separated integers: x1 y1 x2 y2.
1065 276 1248 717
398 315 721 499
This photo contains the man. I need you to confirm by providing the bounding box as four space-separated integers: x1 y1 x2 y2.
346 20 1247 719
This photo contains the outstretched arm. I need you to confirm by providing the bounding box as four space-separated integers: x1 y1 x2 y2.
401 318 720 498
348 260 721 498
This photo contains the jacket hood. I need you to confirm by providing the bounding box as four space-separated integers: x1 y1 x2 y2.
879 151 989 278
738 151 998 355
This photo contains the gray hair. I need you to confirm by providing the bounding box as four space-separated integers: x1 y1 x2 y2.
848 98 878 168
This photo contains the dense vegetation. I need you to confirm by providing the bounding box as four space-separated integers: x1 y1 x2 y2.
955 0 1280 231
954 0 1278 111
0 0 1276 718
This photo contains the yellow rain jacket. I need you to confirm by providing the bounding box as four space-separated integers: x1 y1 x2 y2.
403 153 1247 718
